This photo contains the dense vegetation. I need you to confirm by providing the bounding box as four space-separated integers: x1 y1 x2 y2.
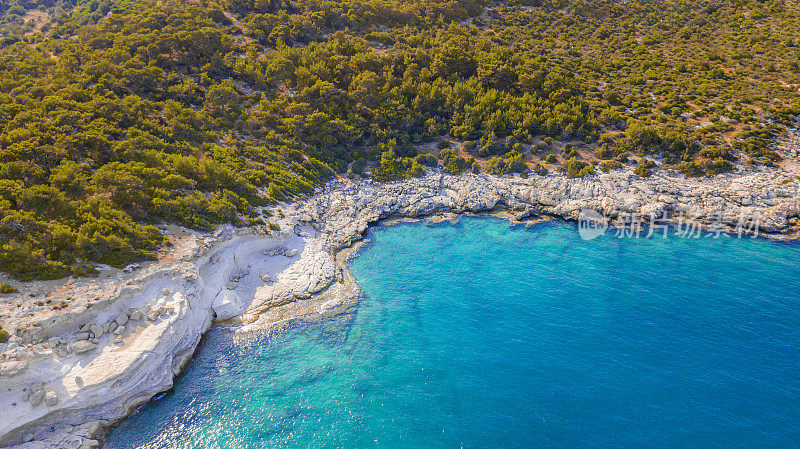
0 0 798 279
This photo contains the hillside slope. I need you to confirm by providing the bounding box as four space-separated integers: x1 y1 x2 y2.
0 0 799 279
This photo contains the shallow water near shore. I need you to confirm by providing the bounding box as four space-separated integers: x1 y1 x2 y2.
103 217 800 449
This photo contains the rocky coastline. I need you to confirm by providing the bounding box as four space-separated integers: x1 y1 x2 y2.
1 156 799 448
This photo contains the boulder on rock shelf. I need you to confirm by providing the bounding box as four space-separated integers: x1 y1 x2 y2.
259 273 272 283
264 247 287 256
45 391 59 406
29 390 44 406
115 313 128 326
130 310 143 321
226 281 238 290
88 325 104 338
212 292 245 321
0 360 29 377
72 340 97 354
285 249 299 257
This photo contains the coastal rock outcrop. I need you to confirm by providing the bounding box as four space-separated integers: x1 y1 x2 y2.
0 151 799 447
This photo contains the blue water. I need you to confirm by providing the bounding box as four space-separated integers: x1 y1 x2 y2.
104 218 800 449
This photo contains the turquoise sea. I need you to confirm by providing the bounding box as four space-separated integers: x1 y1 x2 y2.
104 217 800 449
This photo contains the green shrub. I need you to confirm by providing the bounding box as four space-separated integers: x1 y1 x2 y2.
7 5 26 15
698 147 737 161
698 158 734 176
0 329 8 343
485 151 527 176
600 160 623 172
0 283 17 294
351 159 366 175
441 149 476 175
594 144 626 160
535 140 550 152
373 151 404 181
415 154 439 167
532 163 549 176
478 137 507 157
634 159 657 177
678 161 702 177
545 154 558 164
558 159 595 178
405 159 425 178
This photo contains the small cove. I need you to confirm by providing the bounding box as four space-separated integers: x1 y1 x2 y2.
103 217 800 448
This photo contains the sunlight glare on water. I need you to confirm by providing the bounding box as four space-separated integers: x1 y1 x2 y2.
104 217 800 449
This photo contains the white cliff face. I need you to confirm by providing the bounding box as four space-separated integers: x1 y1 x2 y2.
0 226 307 448
0 162 799 448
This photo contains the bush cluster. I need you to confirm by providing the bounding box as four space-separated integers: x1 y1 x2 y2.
1 0 799 278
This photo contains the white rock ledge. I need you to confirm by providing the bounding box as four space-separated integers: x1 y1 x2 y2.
1 161 799 448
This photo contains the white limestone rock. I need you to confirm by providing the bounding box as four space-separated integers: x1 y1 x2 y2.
212 292 245 321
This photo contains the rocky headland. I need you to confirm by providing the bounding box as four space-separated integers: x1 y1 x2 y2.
1 152 799 448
